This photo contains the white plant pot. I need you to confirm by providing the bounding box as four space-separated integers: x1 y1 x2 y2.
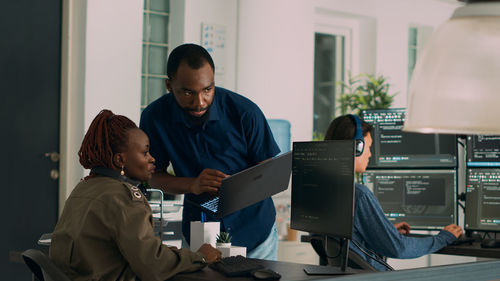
217 245 247 258
216 242 232 248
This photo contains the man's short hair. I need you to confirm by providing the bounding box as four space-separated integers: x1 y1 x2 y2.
324 115 373 141
166 43 215 78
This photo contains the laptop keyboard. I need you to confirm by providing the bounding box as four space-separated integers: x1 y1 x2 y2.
209 255 264 277
201 197 219 213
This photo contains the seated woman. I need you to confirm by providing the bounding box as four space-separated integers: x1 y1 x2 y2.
324 114 463 271
50 110 221 281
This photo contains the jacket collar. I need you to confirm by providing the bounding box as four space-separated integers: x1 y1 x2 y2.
90 166 147 194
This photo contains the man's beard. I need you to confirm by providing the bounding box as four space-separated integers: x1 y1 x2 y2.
182 103 211 127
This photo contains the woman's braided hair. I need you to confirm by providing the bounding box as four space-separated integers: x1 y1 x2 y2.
78 109 137 170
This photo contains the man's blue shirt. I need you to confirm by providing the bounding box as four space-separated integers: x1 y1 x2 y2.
352 183 457 271
140 87 280 251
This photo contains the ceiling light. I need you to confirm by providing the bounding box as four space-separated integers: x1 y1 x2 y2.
404 0 500 134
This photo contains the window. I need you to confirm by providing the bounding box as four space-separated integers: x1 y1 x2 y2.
141 0 170 110
408 25 433 88
408 27 418 85
313 32 346 139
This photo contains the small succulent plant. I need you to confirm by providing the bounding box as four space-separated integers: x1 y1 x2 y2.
216 232 232 243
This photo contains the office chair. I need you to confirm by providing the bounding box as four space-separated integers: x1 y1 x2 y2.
309 235 378 272
146 188 165 240
267 119 291 155
22 249 70 281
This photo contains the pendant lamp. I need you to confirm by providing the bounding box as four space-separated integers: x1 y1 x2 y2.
404 0 500 134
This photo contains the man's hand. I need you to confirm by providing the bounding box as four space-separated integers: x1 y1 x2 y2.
443 224 463 238
197 244 222 264
189 168 228 195
394 222 411 235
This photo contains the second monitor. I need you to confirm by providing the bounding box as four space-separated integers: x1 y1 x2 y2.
363 169 457 230
465 168 500 233
362 108 457 168
466 135 500 167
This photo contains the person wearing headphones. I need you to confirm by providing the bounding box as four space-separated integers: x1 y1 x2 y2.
324 114 463 271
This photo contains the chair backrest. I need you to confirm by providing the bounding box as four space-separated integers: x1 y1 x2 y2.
267 119 291 155
309 236 378 272
147 188 164 239
22 249 71 281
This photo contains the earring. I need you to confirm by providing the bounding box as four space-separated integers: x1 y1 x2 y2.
120 166 125 176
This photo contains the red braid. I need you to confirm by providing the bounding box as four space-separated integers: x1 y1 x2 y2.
79 109 137 169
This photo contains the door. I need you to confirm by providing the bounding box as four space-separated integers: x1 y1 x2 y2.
0 0 61 280
312 24 351 139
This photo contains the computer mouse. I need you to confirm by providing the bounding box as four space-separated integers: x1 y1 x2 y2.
251 268 281 280
480 239 500 248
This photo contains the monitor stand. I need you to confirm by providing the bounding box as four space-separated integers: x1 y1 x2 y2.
303 236 354 275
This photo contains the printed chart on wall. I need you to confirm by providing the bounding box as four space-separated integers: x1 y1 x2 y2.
201 23 226 87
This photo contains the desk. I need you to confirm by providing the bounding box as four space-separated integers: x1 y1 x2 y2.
319 260 500 281
301 234 500 260
436 242 500 259
171 259 367 281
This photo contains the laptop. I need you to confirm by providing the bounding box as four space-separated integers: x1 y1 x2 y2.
187 151 292 218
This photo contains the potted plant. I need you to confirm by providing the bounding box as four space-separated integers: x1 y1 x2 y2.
216 232 232 248
337 72 397 116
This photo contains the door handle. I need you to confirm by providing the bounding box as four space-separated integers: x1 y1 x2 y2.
50 169 59 180
44 152 60 163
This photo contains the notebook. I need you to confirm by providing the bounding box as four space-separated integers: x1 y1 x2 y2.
187 151 292 218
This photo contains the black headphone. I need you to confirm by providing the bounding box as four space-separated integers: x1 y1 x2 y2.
347 114 365 157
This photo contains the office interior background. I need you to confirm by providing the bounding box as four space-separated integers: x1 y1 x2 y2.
4 0 488 277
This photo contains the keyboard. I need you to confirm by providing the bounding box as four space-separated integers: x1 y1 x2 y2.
209 255 264 277
452 235 475 245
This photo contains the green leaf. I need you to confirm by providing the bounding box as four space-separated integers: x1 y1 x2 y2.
336 71 397 116
216 232 232 243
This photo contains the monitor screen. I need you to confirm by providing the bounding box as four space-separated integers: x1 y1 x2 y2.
363 169 457 230
290 141 355 239
362 109 457 168
465 168 500 232
466 135 500 167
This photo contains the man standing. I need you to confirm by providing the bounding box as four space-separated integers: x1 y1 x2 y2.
140 43 280 260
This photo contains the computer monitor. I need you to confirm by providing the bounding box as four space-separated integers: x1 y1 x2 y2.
363 169 457 229
466 135 500 167
362 109 457 168
291 140 355 273
465 168 500 232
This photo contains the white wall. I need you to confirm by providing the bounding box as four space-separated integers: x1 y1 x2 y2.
84 0 143 127
237 0 459 143
59 0 86 211
170 0 238 90
237 0 315 142
72 0 459 152
62 0 144 200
